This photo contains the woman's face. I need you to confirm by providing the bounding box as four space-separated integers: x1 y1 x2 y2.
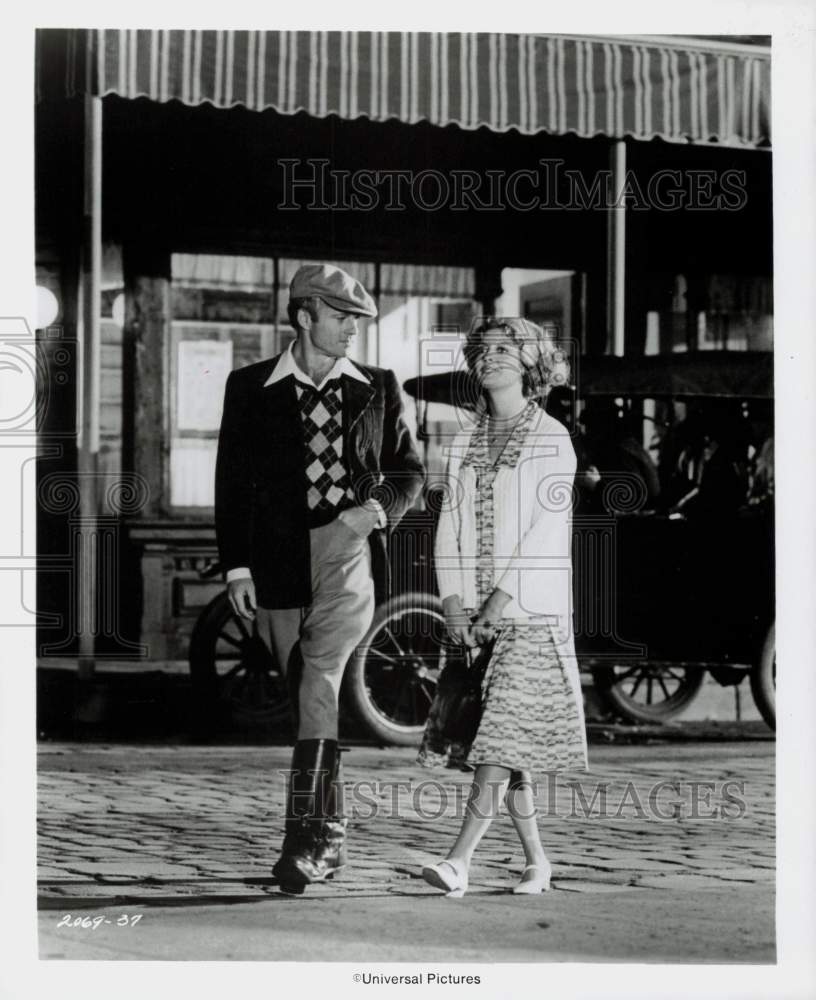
472 328 525 393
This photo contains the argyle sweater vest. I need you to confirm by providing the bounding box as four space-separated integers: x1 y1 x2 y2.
294 380 355 527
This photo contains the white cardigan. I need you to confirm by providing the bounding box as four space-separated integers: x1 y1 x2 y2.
434 407 577 642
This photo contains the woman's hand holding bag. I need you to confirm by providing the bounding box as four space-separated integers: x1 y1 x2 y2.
442 594 476 647
469 587 511 646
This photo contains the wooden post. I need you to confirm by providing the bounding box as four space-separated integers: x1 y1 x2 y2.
607 140 627 356
77 94 103 680
122 243 172 517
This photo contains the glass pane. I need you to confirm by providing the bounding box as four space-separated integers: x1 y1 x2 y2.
170 441 218 507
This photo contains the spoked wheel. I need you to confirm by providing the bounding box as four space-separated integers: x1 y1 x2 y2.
591 661 705 723
344 592 446 746
188 591 290 737
750 622 775 731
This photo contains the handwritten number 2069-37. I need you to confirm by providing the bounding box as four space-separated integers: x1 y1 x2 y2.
57 914 142 929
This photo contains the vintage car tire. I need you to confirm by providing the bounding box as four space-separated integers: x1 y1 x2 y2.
344 592 445 746
590 662 706 723
750 622 776 731
188 591 290 737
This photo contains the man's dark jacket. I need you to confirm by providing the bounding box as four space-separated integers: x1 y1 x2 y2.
215 354 425 608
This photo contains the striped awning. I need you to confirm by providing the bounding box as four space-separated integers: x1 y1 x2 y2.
36 29 771 148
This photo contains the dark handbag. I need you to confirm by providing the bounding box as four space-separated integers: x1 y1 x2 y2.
432 637 496 746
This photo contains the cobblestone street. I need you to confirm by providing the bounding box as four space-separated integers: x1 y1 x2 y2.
38 740 774 962
37 738 775 962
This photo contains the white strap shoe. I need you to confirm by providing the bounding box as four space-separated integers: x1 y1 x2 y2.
421 858 469 898
512 861 552 894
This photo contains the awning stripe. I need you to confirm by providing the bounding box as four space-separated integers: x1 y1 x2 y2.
670 48 681 137
517 34 527 133
585 40 596 134
35 29 771 148
441 32 449 122
410 31 419 123
527 34 537 131
699 50 709 140
180 30 191 106
632 46 642 137
469 34 478 128
243 31 253 110
643 46 653 136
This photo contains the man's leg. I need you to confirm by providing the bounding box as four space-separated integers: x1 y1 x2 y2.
256 607 326 891
255 606 303 733
294 520 376 881
259 520 376 891
297 521 376 740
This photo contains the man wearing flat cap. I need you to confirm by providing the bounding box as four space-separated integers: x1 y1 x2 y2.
215 263 424 893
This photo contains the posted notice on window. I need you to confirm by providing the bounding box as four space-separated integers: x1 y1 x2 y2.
177 340 233 431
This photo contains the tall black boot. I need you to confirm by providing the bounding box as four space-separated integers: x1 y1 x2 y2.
272 738 337 893
311 747 348 881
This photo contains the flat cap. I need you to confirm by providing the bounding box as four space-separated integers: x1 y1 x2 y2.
289 263 377 318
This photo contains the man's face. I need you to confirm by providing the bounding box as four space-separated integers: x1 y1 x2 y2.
302 299 360 359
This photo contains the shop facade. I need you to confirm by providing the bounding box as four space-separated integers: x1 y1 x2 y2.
34 30 772 668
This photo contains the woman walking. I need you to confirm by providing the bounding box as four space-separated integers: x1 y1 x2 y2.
418 317 587 897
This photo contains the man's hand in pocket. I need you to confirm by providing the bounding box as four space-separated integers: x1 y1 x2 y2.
227 576 257 620
338 504 380 539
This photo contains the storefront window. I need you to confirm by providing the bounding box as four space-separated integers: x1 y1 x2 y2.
645 273 773 355
167 254 477 510
169 254 278 509
700 274 773 352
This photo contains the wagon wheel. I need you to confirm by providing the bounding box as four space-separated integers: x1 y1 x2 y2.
188 591 290 737
750 622 775 731
344 592 445 746
590 661 705 723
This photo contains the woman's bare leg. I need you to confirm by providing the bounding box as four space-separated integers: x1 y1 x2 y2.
445 764 511 868
505 770 549 872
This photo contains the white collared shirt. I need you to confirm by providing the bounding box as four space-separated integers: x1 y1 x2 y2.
226 346 383 584
263 342 370 390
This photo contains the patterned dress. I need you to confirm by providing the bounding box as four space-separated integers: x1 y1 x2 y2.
418 400 588 776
